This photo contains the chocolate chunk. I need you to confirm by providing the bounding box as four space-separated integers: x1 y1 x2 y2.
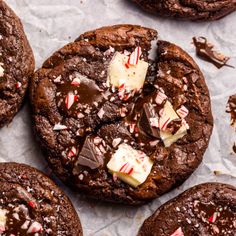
193 37 233 69
166 118 182 135
138 103 160 138
76 136 104 169
233 143 236 154
226 94 236 126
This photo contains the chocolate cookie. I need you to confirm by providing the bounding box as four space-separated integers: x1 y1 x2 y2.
138 183 236 236
0 162 82 235
30 24 213 205
0 0 34 127
131 0 236 21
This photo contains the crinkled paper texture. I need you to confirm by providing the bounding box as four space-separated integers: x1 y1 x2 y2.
2 0 236 235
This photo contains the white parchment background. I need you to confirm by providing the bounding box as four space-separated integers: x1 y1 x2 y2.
2 0 236 235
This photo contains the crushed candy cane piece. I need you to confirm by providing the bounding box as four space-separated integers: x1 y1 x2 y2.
53 123 67 131
16 82 22 89
208 212 218 223
54 75 61 83
170 227 184 236
71 77 81 86
27 221 43 233
176 105 189 118
28 201 35 208
155 91 167 105
68 146 78 158
0 63 4 77
119 162 134 175
65 93 77 110
128 46 142 65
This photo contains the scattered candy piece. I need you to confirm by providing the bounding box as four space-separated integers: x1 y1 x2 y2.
0 63 4 77
170 227 184 236
65 93 77 110
107 143 153 187
155 91 167 105
208 212 218 223
176 105 189 119
27 221 43 233
0 209 8 233
68 146 78 158
53 123 67 131
16 81 22 89
28 201 35 208
128 46 142 65
71 77 81 86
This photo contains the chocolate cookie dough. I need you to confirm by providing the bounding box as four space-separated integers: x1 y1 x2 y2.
0 0 35 127
131 0 236 21
30 24 213 205
138 183 236 236
0 162 82 235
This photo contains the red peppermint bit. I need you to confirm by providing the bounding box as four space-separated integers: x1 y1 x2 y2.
129 123 136 133
0 226 5 233
128 46 142 65
160 117 171 131
170 227 184 236
16 81 22 89
119 162 134 175
67 146 78 158
65 94 78 110
155 91 167 105
176 105 189 118
71 78 81 86
28 201 35 208
208 212 218 223
125 63 130 69
27 221 43 233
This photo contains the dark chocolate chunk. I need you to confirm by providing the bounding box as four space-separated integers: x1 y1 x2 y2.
138 103 160 138
226 94 236 126
76 136 104 169
193 37 233 69
233 143 236 154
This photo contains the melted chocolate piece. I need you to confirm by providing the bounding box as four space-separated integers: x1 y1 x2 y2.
226 94 236 126
76 136 104 169
56 75 105 117
138 103 160 138
194 201 236 235
233 143 236 154
193 37 233 69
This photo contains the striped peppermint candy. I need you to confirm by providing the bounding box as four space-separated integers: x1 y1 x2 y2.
68 146 78 158
71 78 81 86
16 82 22 89
170 227 184 236
128 46 142 65
155 91 167 105
208 212 218 223
176 105 189 118
160 117 171 131
27 221 43 233
65 93 77 110
119 162 134 175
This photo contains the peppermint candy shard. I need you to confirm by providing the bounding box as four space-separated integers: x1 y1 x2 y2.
128 46 142 65
119 162 134 175
28 201 35 208
176 105 189 118
16 81 22 89
65 93 77 110
170 227 184 236
27 221 43 233
71 78 81 86
68 146 78 158
155 91 167 105
208 212 218 223
53 123 67 131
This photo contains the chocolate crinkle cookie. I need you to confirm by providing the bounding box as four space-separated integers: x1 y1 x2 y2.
131 0 236 21
30 24 213 205
138 183 236 236
0 162 83 236
0 0 35 127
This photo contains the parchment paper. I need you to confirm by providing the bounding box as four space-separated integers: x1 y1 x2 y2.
2 0 236 235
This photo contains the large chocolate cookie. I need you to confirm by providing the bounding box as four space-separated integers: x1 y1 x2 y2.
0 0 34 128
0 162 82 235
131 0 236 21
30 24 213 205
138 183 236 235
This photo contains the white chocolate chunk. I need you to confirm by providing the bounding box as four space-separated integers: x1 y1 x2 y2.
0 208 8 232
159 101 189 147
0 63 4 77
107 143 153 187
107 52 148 91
